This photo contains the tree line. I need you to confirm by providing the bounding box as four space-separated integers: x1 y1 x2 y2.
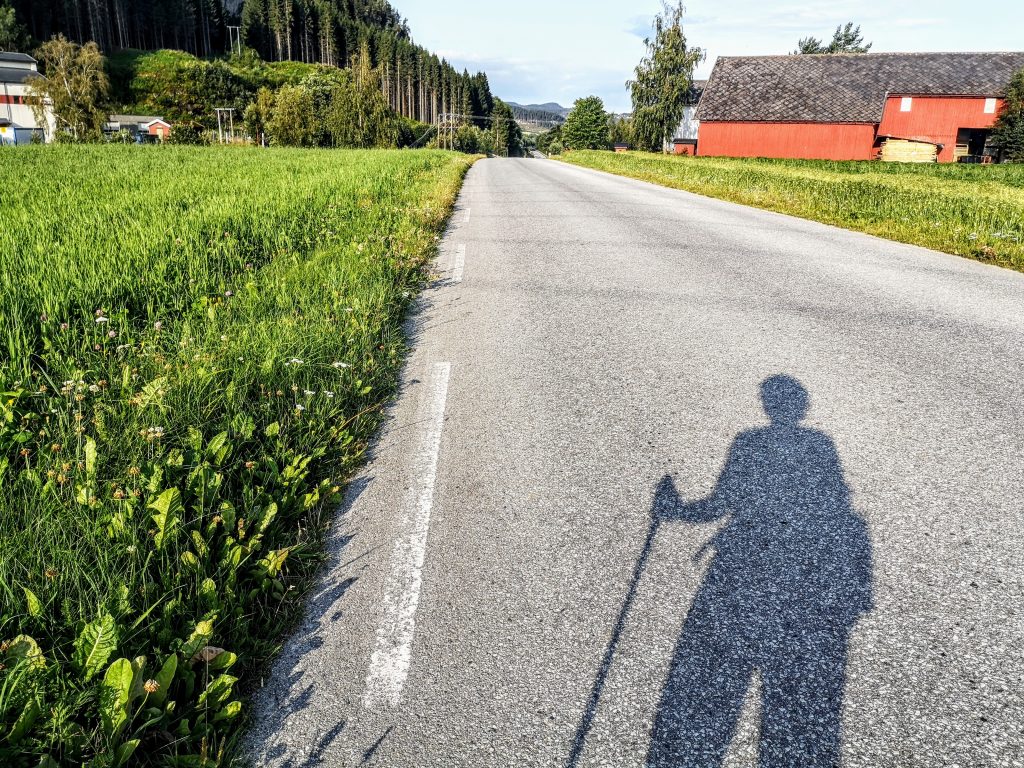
2 0 497 130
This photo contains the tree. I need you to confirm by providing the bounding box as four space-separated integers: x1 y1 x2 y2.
608 114 633 147
0 1 28 51
991 68 1024 162
562 95 610 150
795 23 872 54
267 83 316 146
327 43 398 148
243 86 275 144
629 1 704 153
27 35 108 141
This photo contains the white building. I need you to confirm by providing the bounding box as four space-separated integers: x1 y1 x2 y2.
0 52 55 145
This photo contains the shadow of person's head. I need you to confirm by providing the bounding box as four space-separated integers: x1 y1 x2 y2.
760 374 809 426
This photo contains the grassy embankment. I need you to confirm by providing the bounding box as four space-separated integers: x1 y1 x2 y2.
0 146 471 766
557 151 1024 272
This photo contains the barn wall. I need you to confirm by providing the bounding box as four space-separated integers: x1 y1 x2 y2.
697 122 877 161
877 96 1004 162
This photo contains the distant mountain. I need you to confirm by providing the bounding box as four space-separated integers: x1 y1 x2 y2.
509 101 571 119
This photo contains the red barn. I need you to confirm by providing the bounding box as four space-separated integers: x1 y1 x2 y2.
695 52 1024 163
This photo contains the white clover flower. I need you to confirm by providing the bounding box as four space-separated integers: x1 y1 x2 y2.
153 321 163 331
304 390 316 397
288 358 304 366
295 403 306 412
324 391 335 398
95 316 109 324
88 384 100 393
331 361 350 369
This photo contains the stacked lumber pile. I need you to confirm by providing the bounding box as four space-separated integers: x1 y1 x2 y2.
879 138 938 163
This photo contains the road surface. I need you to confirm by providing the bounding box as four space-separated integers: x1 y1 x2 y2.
245 158 1024 767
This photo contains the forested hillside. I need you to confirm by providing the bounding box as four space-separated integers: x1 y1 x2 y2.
8 0 494 126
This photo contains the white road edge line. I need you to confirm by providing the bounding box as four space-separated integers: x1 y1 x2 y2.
452 244 466 283
362 362 451 710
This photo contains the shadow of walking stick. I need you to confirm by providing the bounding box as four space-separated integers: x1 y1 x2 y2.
565 475 680 767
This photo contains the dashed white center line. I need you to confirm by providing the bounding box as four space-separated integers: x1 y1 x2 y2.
452 244 466 283
362 362 451 710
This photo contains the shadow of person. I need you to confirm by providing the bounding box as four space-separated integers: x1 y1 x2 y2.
648 375 873 768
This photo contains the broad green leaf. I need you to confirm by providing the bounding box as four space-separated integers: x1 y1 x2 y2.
264 420 280 437
99 658 134 738
213 700 242 722
73 612 119 680
22 587 42 618
7 634 46 670
149 488 183 550
181 619 215 662
259 547 290 578
149 653 177 706
7 697 40 742
113 739 140 767
197 674 238 710
129 655 147 703
206 431 231 466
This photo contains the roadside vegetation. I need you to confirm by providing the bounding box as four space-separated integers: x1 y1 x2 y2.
557 151 1024 270
0 145 472 765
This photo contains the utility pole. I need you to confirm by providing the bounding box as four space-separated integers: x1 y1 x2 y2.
226 25 242 57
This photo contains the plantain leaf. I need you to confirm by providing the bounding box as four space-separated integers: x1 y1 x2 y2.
113 739 140 767
84 437 97 481
8 697 40 742
206 431 231 466
129 655 147 703
22 587 42 618
73 612 119 680
99 658 133 738
149 487 183 551
149 653 177 706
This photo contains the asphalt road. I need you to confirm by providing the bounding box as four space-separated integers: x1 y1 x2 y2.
245 158 1024 767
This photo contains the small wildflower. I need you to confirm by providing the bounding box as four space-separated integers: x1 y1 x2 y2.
45 568 58 580
324 391 335 398
245 461 256 469
304 390 316 397
95 309 105 317
59 322 69 331
224 290 233 297
40 313 48 322
51 443 62 452
153 321 163 331
89 384 100 393
113 489 125 500
126 544 137 554
143 679 160 694
331 361 350 369
220 335 228 342
295 403 306 412
128 466 141 476
19 448 30 457
95 316 109 324
286 358 304 366
107 330 116 339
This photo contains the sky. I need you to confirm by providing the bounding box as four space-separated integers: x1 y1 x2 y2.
393 0 1024 113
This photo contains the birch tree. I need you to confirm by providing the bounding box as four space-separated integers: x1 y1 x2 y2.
628 1 704 153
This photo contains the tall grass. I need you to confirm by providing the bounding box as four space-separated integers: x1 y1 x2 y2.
558 151 1024 271
0 145 471 766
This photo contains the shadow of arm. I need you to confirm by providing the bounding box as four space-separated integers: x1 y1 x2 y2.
652 474 727 523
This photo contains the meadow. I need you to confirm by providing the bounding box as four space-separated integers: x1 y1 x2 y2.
557 151 1024 271
0 145 471 765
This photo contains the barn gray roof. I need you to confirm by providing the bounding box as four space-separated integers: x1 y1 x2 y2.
695 52 1024 123
0 66 39 84
0 52 35 64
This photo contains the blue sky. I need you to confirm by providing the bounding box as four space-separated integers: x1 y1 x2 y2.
394 0 1024 113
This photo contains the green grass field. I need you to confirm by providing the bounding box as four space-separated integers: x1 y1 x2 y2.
557 151 1024 272
0 145 471 765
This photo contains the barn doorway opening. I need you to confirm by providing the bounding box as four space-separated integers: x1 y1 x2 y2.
955 128 992 162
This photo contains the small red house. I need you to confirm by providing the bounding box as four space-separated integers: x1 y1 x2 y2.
695 52 1024 162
